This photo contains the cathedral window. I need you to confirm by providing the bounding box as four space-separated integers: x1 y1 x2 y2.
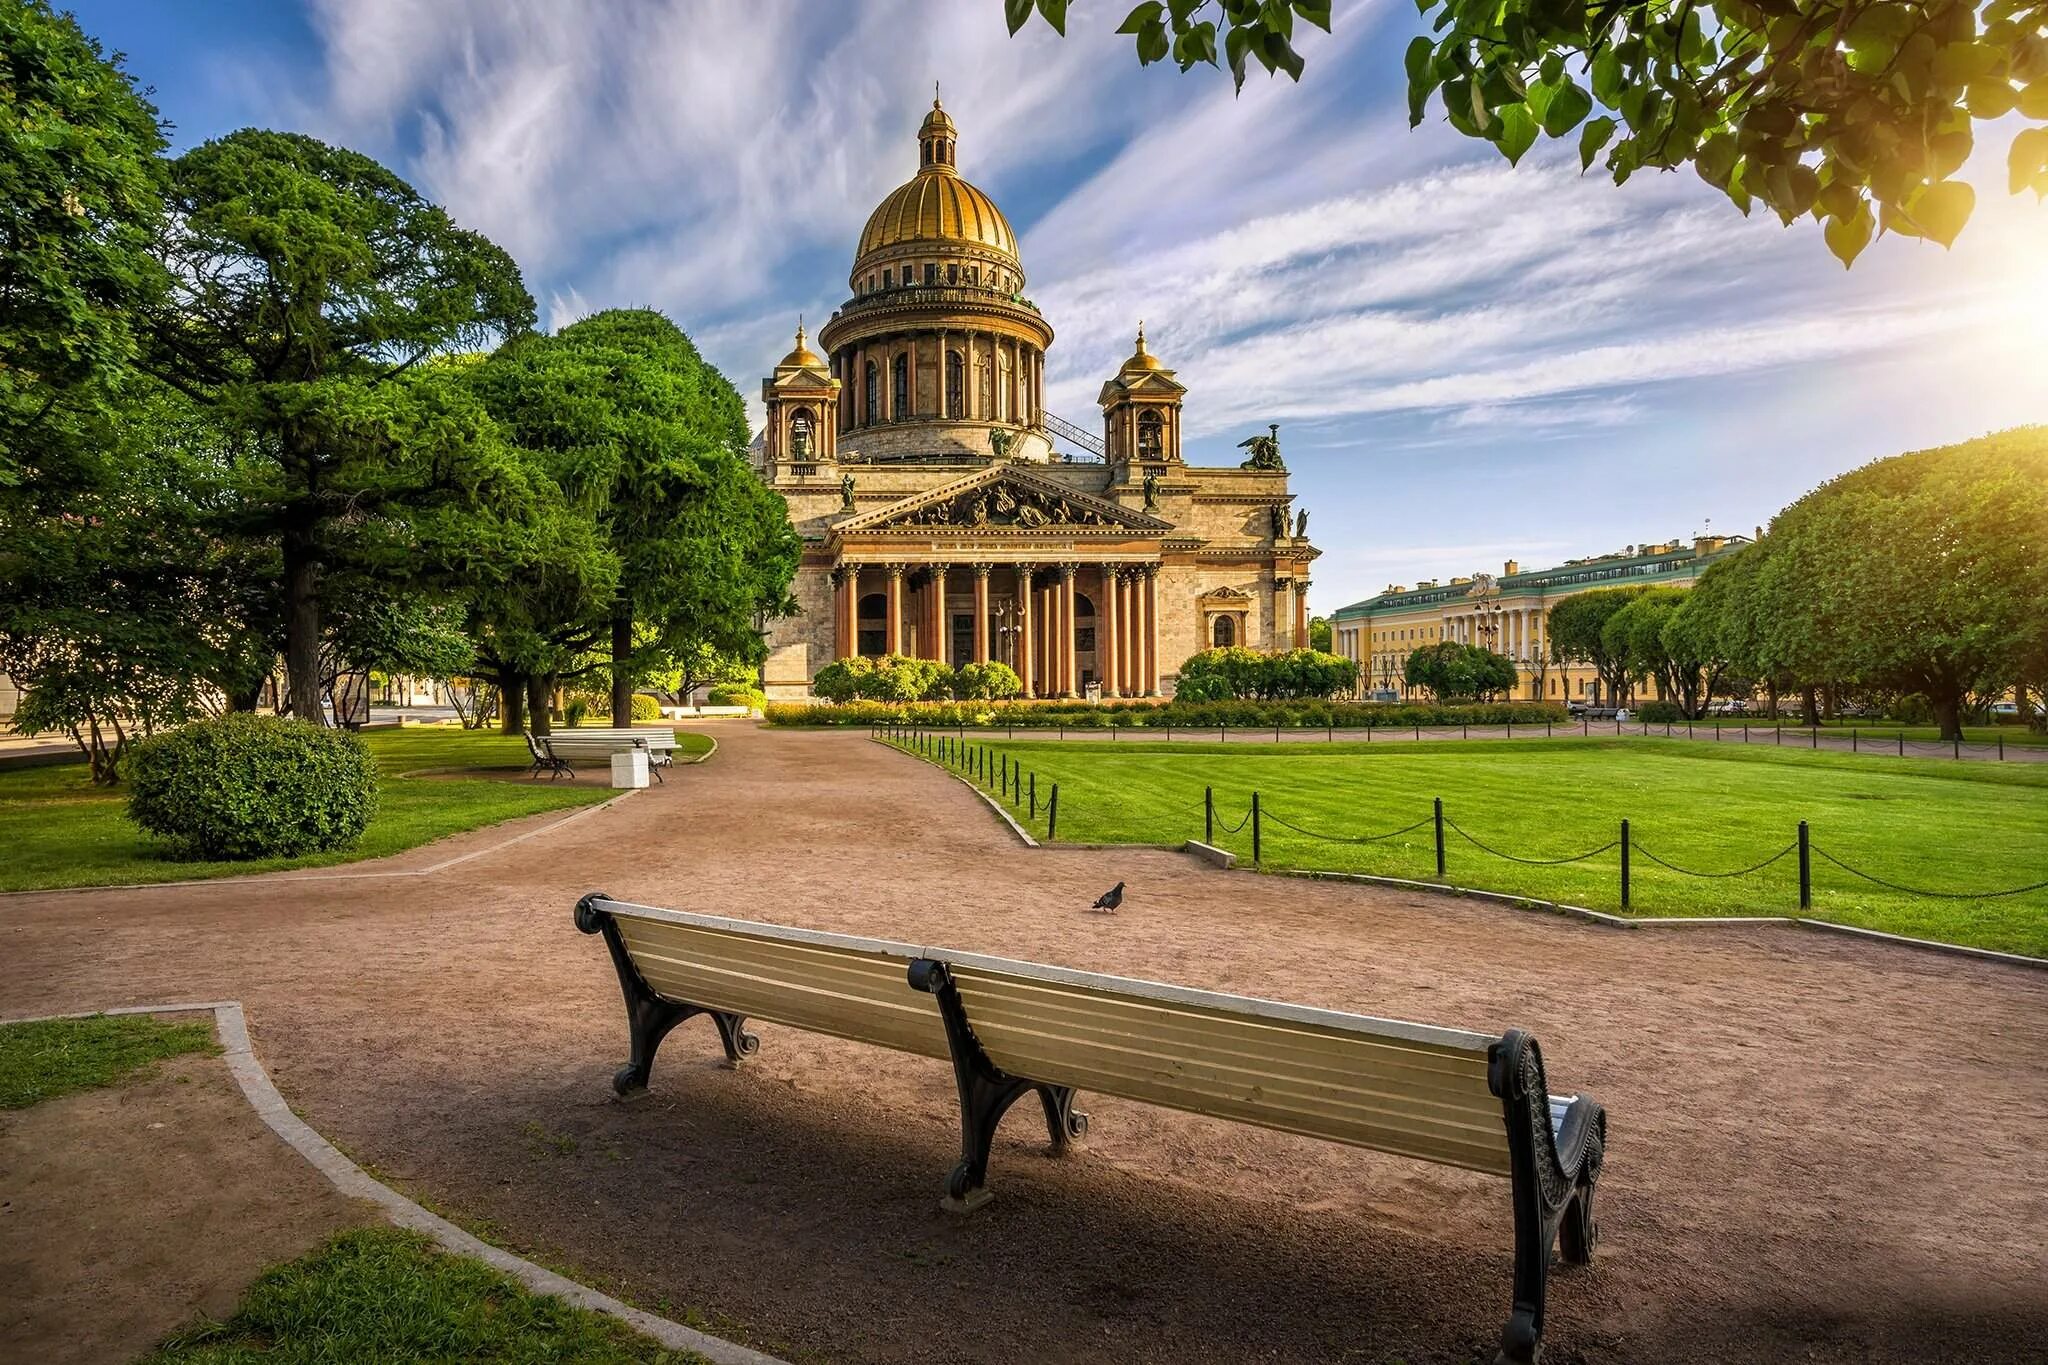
945 350 964 418
1137 409 1163 460
893 353 909 418
947 263 959 284
883 267 893 288
1212 616 1236 648
925 263 938 285
864 362 878 425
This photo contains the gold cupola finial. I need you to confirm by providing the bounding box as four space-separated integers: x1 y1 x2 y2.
780 316 822 368
918 85 958 172
1125 320 1164 371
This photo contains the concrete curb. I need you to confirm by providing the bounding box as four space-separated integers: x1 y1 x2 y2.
0 788 642 900
1792 917 2048 969
2 1002 787 1365
1182 840 1237 869
961 777 1038 848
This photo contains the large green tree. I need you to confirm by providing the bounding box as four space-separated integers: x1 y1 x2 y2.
135 129 536 723
1546 586 1648 705
0 0 168 490
1602 584 1728 717
1008 0 2048 260
1724 427 2048 739
467 310 797 726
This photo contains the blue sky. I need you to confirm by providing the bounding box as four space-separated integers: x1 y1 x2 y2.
71 0 2048 613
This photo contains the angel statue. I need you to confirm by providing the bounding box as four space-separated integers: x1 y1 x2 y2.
1142 466 1160 511
840 472 856 513
989 426 1014 461
1238 423 1286 471
1269 504 1287 539
1295 508 1309 539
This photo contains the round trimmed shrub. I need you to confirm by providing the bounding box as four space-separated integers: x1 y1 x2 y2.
630 693 662 722
125 715 379 860
707 683 766 711
1635 699 1685 723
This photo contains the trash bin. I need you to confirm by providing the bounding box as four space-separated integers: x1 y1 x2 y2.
610 749 649 789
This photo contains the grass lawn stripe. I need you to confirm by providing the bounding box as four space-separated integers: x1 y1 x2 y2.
943 738 2048 958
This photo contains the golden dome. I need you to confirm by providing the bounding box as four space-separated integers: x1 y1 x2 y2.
853 98 1021 275
1122 322 1165 371
779 321 823 368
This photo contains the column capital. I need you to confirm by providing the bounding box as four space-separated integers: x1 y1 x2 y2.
884 562 906 580
1141 562 1159 580
1057 562 1078 580
971 562 992 579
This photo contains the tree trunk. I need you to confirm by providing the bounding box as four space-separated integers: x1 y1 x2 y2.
610 605 634 723
1801 685 1819 728
1930 689 1964 743
527 674 551 736
1766 679 1779 719
282 523 324 724
499 673 527 734
224 681 263 712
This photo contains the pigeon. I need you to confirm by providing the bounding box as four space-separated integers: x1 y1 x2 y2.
1090 882 1125 914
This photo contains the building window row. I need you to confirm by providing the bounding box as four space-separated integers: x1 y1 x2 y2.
859 263 1020 296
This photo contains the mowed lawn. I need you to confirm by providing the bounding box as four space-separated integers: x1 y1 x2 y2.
0 726 711 893
935 737 2048 957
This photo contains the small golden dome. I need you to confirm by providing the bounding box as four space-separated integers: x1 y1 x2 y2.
779 321 823 368
1123 322 1165 371
853 99 1021 276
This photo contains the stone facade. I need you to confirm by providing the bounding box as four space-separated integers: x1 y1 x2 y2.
753 100 1316 700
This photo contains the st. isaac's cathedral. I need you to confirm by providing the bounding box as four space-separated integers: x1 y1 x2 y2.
754 98 1318 699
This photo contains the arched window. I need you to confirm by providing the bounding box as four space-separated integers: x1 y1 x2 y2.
893 353 909 419
864 361 878 425
1212 615 1236 648
788 408 813 458
1137 408 1163 460
857 593 888 657
946 350 965 418
977 358 992 417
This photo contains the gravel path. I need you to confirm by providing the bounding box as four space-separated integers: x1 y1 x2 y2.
3 721 2043 1363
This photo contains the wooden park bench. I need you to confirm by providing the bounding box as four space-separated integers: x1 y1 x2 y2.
540 728 676 782
524 731 575 780
573 895 1608 1363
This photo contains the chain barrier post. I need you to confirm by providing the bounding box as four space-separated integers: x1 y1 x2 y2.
1798 821 1811 909
1434 797 1446 878
1953 736 1960 760
1899 734 1904 757
1047 784 1058 841
1620 818 1631 909
1999 735 2004 761
1029 772 1037 818
1252 791 1262 865
1205 785 1214 844
1852 727 1858 753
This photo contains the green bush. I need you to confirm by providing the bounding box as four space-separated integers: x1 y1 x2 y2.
1634 699 1685 723
706 683 766 711
952 661 1021 700
1890 693 1934 724
563 699 589 727
629 694 662 722
765 697 1568 730
124 715 379 860
1176 646 1360 700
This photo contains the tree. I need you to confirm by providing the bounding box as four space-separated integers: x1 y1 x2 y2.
136 129 536 723
1308 614 1333 652
0 0 169 490
1546 587 1648 706
1009 0 2048 261
1402 640 1517 701
503 310 796 724
1602 585 1726 718
1725 427 2048 739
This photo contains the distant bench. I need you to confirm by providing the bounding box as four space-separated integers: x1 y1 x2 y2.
532 728 678 782
574 894 1608 1363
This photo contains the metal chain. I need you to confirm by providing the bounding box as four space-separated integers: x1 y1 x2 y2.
1628 839 1798 879
1811 846 2048 900
1443 818 1617 865
1261 810 1435 845
1214 805 1254 834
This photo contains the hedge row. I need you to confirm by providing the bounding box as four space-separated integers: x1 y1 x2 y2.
765 698 1569 729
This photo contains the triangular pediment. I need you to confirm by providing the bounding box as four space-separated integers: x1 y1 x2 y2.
770 364 835 390
836 465 1172 535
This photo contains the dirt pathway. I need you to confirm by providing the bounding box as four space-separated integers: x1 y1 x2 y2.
3 721 2043 1363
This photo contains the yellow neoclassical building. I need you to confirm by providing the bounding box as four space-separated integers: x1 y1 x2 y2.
753 99 1318 699
1330 536 1750 704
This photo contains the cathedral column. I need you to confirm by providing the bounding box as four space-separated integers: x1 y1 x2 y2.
832 569 846 661
1122 571 1139 694
1098 565 1120 696
1015 565 1035 695
972 564 991 664
933 565 951 666
1296 577 1310 648
842 565 861 659
1142 566 1159 695
884 565 903 656
1038 579 1054 696
1058 564 1078 695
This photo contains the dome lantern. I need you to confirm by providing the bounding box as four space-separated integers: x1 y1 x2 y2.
918 90 958 172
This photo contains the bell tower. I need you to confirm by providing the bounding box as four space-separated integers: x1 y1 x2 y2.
761 321 840 474
1097 323 1187 470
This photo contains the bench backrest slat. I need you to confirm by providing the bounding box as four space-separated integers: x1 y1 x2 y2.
616 916 947 1060
948 965 1508 1175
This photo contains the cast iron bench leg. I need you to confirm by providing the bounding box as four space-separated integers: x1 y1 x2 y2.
575 892 757 1099
1490 1030 1605 1365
